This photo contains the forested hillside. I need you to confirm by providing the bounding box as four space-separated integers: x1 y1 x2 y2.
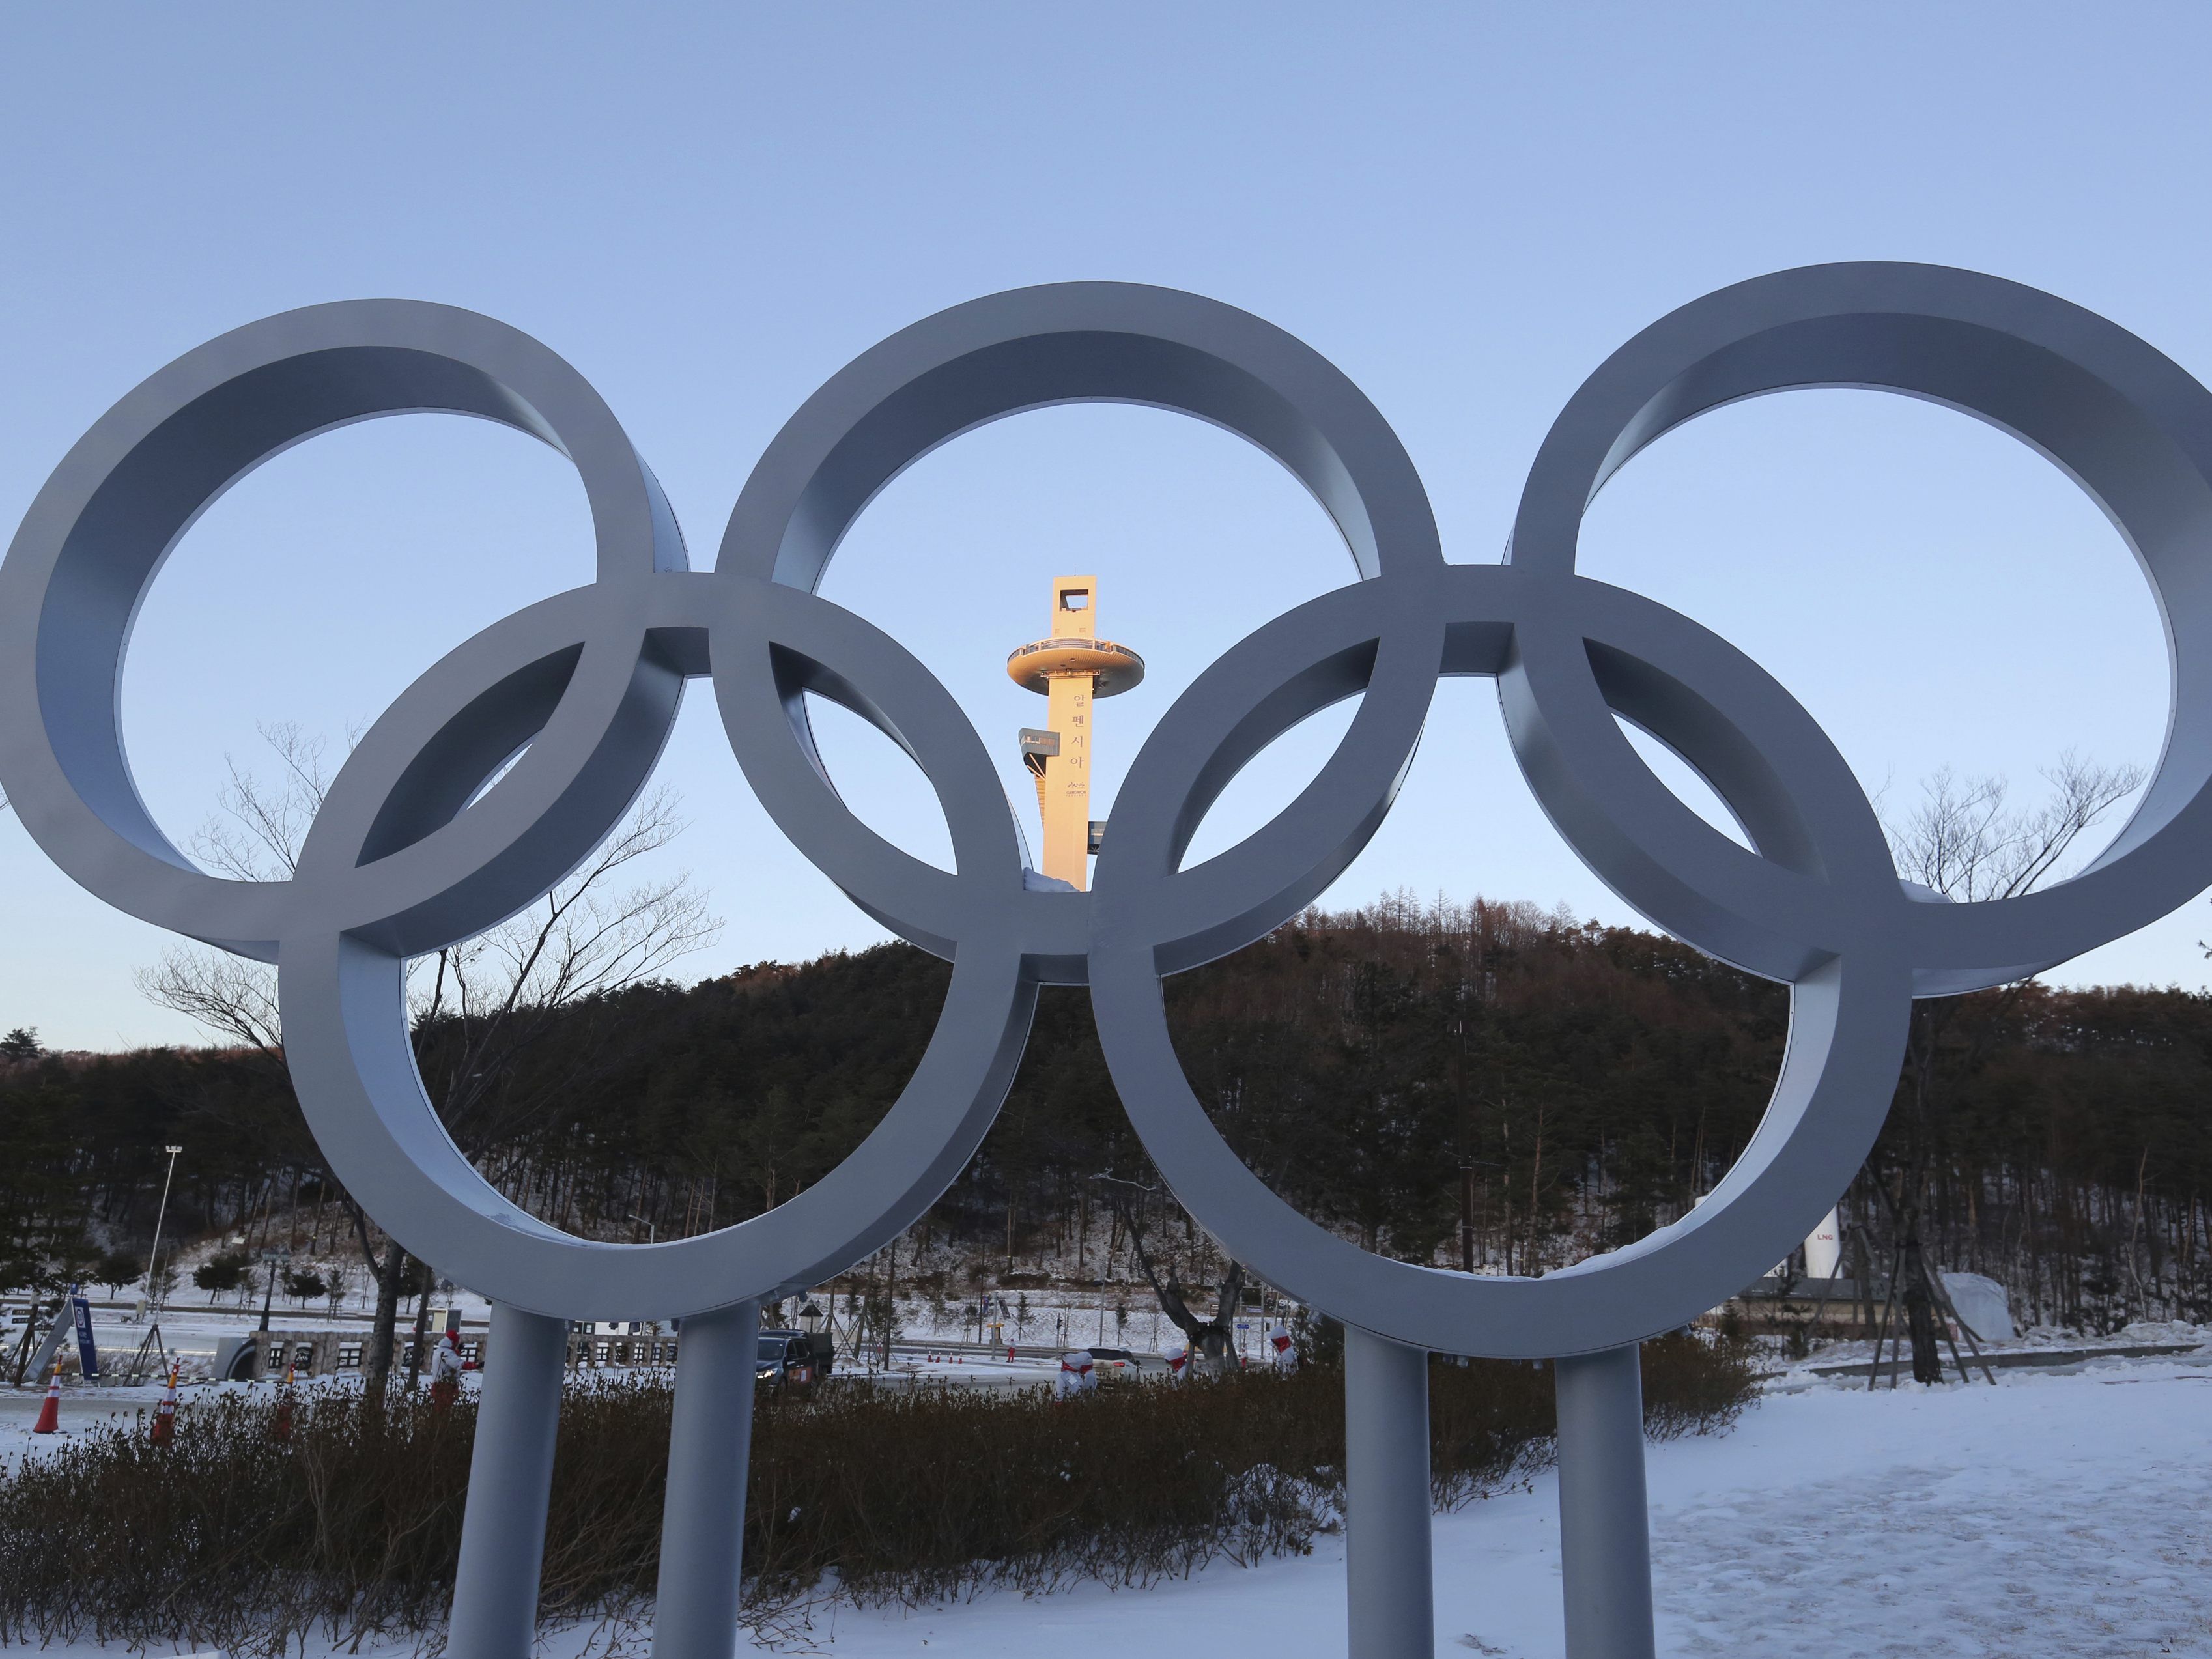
6 893 2210 1335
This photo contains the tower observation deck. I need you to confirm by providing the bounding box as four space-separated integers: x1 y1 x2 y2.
1007 575 1144 890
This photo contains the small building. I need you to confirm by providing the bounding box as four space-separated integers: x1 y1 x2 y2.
565 1319 677 1368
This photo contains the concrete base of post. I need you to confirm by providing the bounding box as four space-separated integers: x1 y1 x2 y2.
651 1299 762 1659
448 1303 567 1659
1554 1343 1656 1659
1344 1326 1434 1659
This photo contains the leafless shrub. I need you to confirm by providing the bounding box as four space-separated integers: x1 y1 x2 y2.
0 1334 1755 1653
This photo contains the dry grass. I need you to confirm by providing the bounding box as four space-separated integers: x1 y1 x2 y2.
0 1331 1755 1655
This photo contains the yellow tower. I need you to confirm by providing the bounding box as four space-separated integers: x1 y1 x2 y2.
1007 575 1145 890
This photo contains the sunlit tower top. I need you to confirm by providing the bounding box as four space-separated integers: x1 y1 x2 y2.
1006 576 1145 890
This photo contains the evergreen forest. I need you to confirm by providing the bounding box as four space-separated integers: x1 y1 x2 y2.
5 892 2210 1337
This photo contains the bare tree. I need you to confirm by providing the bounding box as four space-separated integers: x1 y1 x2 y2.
405 795 718 1148
1891 754 2142 903
1094 1174 1246 1375
186 720 335 883
1876 752 2143 1384
139 722 720 1392
137 950 283 1053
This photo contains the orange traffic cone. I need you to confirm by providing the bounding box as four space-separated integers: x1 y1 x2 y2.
150 1362 178 1446
30 1362 61 1434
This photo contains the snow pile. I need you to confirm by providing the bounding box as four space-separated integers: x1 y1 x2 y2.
2013 1316 2212 1350
1937 1270 2015 1342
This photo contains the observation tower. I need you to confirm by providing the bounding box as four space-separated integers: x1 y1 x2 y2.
1007 575 1144 890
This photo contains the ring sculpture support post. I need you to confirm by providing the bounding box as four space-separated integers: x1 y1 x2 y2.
1344 1327 1434 1659
449 1305 568 1659
1554 1344 1656 1659
651 1299 763 1659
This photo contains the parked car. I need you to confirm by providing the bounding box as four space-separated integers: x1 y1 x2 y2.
756 1329 834 1388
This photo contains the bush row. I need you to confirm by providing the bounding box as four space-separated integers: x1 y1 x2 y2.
0 1331 1756 1656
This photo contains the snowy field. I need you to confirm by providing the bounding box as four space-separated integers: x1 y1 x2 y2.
16 1348 2212 1658
0 1283 1268 1381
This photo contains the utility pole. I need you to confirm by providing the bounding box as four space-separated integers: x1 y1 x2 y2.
1460 1165 1477 1275
258 1246 291 1333
883 1243 897 1370
1454 989 1478 1275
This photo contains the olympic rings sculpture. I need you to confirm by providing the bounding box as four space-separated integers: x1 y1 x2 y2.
8 263 2212 1362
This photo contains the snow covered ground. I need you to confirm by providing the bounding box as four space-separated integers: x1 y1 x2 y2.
20 1346 2212 1657
1 1282 1278 1382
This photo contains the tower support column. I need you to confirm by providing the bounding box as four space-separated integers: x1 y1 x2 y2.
1006 574 1145 893
1040 674 1094 885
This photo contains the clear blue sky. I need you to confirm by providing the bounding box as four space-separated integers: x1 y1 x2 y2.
3 3 2207 1049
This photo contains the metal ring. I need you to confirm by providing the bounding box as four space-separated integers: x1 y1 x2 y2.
711 280 1447 974
1087 561 1910 1356
1509 262 2212 996
0 300 685 961
7 267 2209 1346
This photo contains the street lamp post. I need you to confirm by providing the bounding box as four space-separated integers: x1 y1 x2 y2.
143 1144 183 1320
125 1144 184 1383
627 1212 656 1245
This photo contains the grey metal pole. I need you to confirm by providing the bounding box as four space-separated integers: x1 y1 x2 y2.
1554 1344 1656 1659
1344 1326 1434 1659
651 1299 762 1659
449 1303 567 1659
141 1144 182 1340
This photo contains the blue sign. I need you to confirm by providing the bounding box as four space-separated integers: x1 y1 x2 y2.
69 1290 98 1380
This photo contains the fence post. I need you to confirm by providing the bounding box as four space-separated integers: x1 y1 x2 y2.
448 1303 567 1659
1554 1343 1656 1659
651 1299 762 1658
1344 1326 1434 1659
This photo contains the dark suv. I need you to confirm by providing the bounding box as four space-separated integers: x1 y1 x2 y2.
756 1329 834 1388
